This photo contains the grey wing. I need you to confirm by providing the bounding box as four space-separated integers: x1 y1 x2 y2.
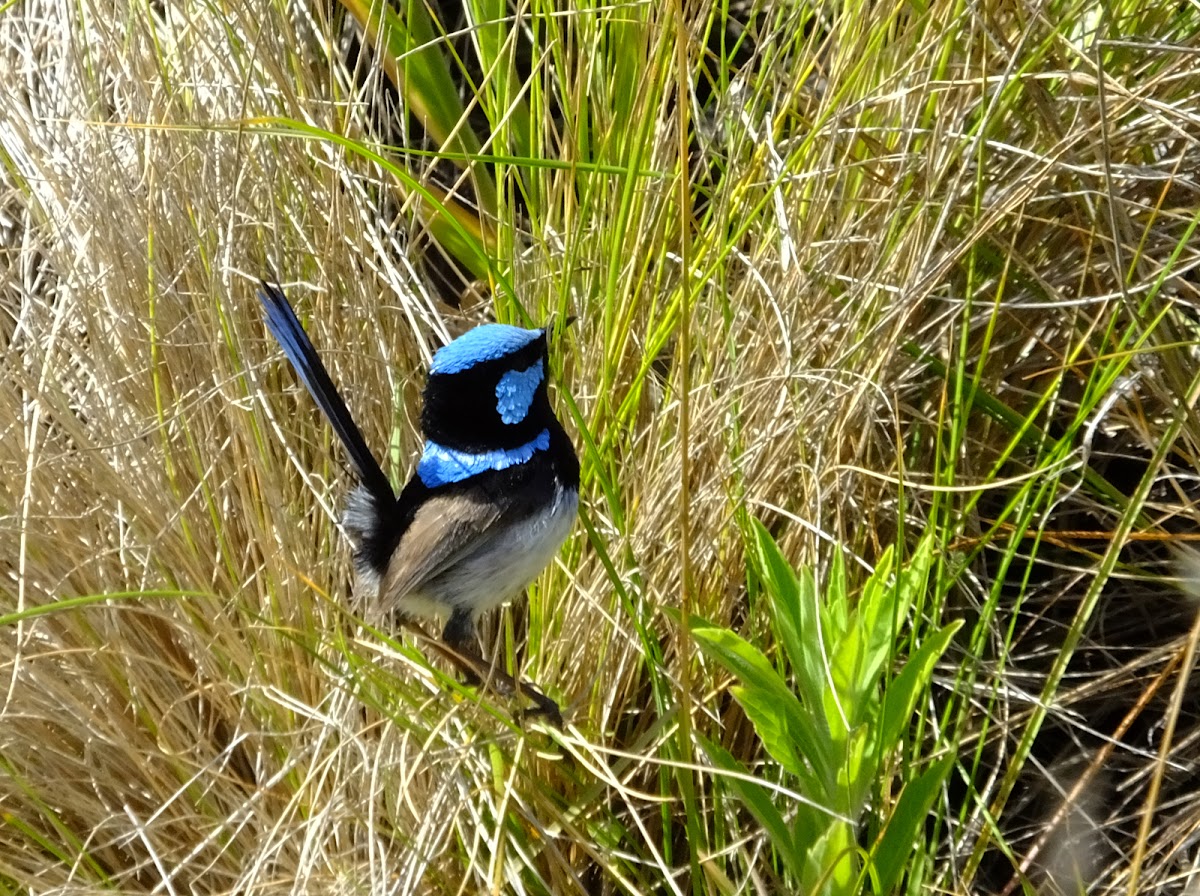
377 492 502 614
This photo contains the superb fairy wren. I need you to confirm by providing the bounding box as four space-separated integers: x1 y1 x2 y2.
258 283 579 723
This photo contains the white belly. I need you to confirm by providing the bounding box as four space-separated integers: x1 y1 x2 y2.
412 483 578 619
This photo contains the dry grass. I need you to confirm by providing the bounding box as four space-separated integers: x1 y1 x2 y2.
2 0 1200 892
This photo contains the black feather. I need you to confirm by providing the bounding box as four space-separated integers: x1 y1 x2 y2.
420 336 552 452
257 282 395 506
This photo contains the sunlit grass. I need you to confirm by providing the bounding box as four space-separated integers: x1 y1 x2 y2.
1 0 1199 892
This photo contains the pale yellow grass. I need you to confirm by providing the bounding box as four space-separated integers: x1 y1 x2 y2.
1 0 1199 893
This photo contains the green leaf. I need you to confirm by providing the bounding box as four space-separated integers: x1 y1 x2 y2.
898 534 934 620
825 546 849 634
700 735 806 883
805 818 858 896
686 617 832 790
879 620 963 751
826 619 866 735
829 539 935 734
749 519 827 719
860 543 900 677
868 754 955 895
840 721 878 817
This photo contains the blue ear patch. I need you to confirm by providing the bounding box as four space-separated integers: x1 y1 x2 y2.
430 324 543 375
417 429 551 488
495 359 544 424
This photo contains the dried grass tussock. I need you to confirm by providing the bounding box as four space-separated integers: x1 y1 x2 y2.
1 0 1199 893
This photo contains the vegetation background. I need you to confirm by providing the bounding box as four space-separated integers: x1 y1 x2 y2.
2 0 1199 893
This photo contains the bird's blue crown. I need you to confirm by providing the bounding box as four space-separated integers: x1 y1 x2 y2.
430 324 543 375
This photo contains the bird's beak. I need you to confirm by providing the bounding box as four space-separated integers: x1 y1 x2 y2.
546 313 578 338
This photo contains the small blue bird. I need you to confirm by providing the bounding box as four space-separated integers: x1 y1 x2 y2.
258 283 579 723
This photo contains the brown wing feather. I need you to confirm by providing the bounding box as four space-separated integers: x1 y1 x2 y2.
377 492 501 612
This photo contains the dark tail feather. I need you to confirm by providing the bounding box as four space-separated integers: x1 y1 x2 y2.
258 282 395 505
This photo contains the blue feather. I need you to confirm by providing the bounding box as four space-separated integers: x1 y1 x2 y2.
430 324 542 375
495 359 544 424
258 283 394 504
417 429 551 488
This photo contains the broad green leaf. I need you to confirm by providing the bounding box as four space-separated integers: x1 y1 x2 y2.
857 545 892 618
824 545 850 636
687 617 832 789
790 802 826 874
827 619 867 734
700 735 806 883
852 544 898 689
857 539 934 708
879 620 963 751
728 683 826 797
839 722 879 818
750 520 827 718
823 547 867 735
896 534 934 623
868 754 955 895
726 679 805 773
830 541 931 733
805 819 858 896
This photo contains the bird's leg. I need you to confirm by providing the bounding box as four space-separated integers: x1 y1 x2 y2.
440 609 563 727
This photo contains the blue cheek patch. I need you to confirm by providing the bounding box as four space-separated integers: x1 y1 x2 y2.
430 324 542 375
495 360 544 424
418 429 551 488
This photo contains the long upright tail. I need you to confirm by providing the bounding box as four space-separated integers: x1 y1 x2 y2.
258 282 395 506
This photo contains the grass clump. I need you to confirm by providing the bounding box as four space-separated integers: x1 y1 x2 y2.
1 0 1199 893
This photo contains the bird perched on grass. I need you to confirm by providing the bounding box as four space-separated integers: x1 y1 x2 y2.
258 283 579 724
